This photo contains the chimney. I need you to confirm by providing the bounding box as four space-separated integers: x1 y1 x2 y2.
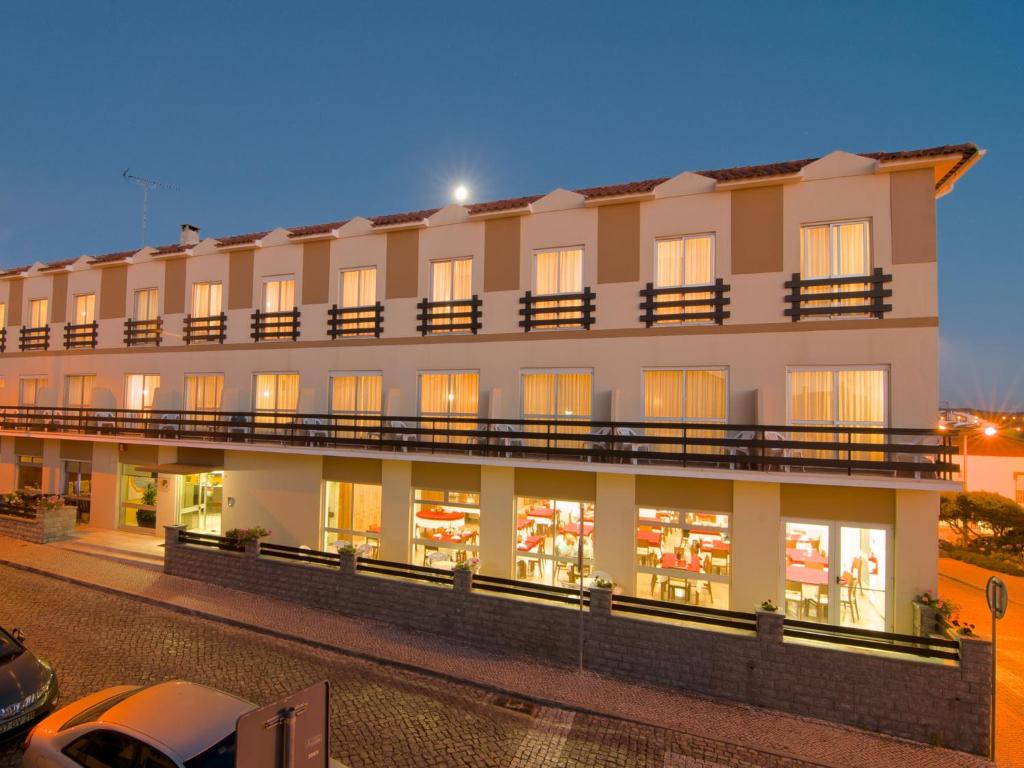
180 224 200 246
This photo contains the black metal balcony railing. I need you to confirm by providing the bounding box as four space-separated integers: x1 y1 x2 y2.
784 268 893 321
416 296 482 335
0 405 958 481
519 289 596 332
124 318 162 346
19 325 50 351
64 321 99 349
639 279 731 327
0 327 7 353
251 308 300 342
327 303 383 339
183 313 227 344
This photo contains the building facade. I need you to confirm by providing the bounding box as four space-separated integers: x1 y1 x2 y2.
0 144 980 634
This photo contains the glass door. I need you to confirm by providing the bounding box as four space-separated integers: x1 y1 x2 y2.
176 472 223 535
783 522 831 622
838 526 888 631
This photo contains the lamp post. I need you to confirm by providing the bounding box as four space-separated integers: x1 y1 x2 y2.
961 424 997 488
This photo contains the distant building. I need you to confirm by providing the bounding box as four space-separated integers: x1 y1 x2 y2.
954 433 1024 503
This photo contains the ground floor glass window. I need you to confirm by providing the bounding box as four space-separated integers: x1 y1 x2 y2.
635 508 730 608
515 497 595 586
120 465 157 530
63 460 92 524
176 471 223 535
16 455 43 491
412 489 480 567
323 481 381 556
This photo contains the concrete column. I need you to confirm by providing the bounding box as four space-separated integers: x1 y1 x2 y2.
90 442 120 529
155 446 178 533
732 481 781 612
894 489 939 634
379 459 412 562
0 437 15 493
41 438 61 494
594 473 636 593
479 465 514 578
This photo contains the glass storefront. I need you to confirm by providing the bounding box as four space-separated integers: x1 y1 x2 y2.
63 460 92 524
323 481 381 555
514 497 594 586
412 489 480 567
635 508 730 609
16 455 43 491
176 472 223 535
120 465 157 530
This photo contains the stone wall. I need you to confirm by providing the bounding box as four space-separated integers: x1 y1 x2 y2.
164 526 992 755
0 506 77 544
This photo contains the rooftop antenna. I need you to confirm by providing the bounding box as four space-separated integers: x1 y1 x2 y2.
122 169 179 246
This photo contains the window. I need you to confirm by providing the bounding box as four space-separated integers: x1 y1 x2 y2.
788 367 887 459
0 303 6 327
191 282 223 317
339 267 378 334
514 497 594 586
64 460 92 524
17 455 42 491
254 373 299 426
29 297 48 327
323 481 381 553
636 508 730 609
125 374 160 411
431 257 472 302
65 375 96 408
185 374 224 413
533 247 583 327
419 372 479 439
134 288 159 321
800 221 871 313
19 376 48 406
62 729 139 768
412 489 480 567
121 465 157 529
263 276 296 313
653 235 715 324
330 373 382 436
643 369 728 454
73 293 96 324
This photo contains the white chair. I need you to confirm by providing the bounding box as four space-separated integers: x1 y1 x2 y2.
355 542 375 559
584 426 614 461
613 425 641 464
891 434 940 478
387 420 416 452
425 551 453 569
93 410 116 434
725 430 754 468
295 416 329 445
493 423 526 456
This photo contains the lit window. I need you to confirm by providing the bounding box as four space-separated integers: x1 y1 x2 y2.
412 488 480 567
73 294 95 324
431 258 472 302
134 289 159 321
323 481 381 553
514 497 595 587
64 375 96 408
125 374 160 411
788 367 887 460
28 298 48 327
191 282 223 317
263 277 296 313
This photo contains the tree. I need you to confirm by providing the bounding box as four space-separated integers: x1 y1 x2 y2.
940 491 1024 547
940 492 979 545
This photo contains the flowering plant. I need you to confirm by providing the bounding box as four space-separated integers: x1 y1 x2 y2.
224 527 272 543
760 599 779 612
915 591 957 619
34 495 65 511
593 577 614 589
950 617 977 636
335 543 357 554
453 557 479 572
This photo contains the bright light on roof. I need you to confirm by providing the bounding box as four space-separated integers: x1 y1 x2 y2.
983 426 997 437
453 185 468 203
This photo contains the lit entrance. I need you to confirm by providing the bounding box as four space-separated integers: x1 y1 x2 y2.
783 520 890 631
177 472 224 535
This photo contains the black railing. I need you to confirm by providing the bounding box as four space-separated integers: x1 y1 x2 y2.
519 289 596 332
416 296 482 335
251 308 300 341
184 313 227 344
179 530 242 552
19 325 50 351
327 303 383 339
639 279 730 327
64 321 98 349
0 501 38 520
1 406 958 480
785 268 893 321
472 573 590 606
124 318 162 346
612 593 757 632
355 557 454 586
0 327 5 353
783 617 960 661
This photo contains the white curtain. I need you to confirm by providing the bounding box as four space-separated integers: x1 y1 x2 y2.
264 279 295 312
65 375 95 408
254 374 298 412
331 375 382 414
192 283 222 317
431 258 472 302
19 377 47 406
134 290 159 321
125 374 159 410
185 375 224 412
74 294 96 324
342 268 376 308
29 299 48 327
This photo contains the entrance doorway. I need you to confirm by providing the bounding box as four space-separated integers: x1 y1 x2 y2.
176 472 224 535
783 520 890 631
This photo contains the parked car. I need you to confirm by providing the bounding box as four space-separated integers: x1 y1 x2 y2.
0 626 58 741
22 681 251 767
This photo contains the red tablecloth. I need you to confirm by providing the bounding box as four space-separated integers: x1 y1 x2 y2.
637 529 662 547
431 530 477 544
561 522 594 537
416 508 465 522
661 553 700 573
517 534 544 552
702 541 731 554
527 507 554 519
516 517 532 530
786 565 828 586
786 548 827 566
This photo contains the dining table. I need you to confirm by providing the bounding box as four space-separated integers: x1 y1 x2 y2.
560 522 594 537
430 529 477 544
415 508 466 529
786 565 829 586
517 534 544 553
636 529 662 547
516 516 533 530
786 547 827 566
660 553 701 573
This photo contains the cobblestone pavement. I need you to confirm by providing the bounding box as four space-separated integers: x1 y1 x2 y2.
0 534 992 768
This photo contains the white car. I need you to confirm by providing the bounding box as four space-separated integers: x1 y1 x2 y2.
22 680 252 767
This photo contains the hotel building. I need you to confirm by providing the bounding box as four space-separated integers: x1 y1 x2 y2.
0 144 980 634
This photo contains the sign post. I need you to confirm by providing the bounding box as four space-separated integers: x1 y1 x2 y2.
985 576 1008 761
236 681 330 768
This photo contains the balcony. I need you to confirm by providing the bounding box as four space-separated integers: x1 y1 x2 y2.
124 318 162 347
639 279 731 327
785 268 893 321
416 296 482 335
251 308 300 342
0 327 6 353
184 313 227 344
328 303 383 339
19 325 50 351
64 321 98 349
519 289 596 332
0 405 957 482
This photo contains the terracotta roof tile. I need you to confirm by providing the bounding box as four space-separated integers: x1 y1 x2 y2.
0 265 30 278
957 433 1024 458
288 220 350 238
215 231 270 247
87 250 136 265
466 195 544 215
38 258 78 272
153 243 191 255
369 208 440 227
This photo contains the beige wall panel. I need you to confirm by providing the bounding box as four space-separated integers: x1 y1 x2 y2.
597 203 640 284
302 241 332 305
41 438 61 494
0 437 15 492
638 192 731 285
514 468 595 501
957 454 1024 499
890 170 937 265
322 456 382 484
732 481 781 611
484 217 522 292
411 461 481 492
731 186 783 274
176 447 224 467
594 473 637 592
223 451 322 547
90 442 120 529
385 230 419 299
14 437 43 455
418 220 484 299
228 250 255 310
379 459 412 561
121 444 159 465
60 439 93 461
7 280 22 326
520 207 599 290
163 259 187 315
479 465 515 578
893 489 938 633
781 484 894 525
635 475 733 512
50 273 68 323
99 266 128 320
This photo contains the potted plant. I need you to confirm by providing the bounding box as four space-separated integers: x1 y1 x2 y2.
759 599 778 612
224 526 272 555
135 483 158 528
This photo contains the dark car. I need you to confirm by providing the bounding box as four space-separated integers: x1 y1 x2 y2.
0 626 58 741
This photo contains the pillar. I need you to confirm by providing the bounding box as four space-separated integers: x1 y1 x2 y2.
90 442 120 529
479 465 514 578
41 438 61 495
378 459 412 562
0 436 17 493
731 481 781 612
894 489 939 634
594 473 636 593
155 446 178 533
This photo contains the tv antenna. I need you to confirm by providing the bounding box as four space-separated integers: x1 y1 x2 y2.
122 169 179 246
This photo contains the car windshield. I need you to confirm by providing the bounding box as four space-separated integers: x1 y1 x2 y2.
0 628 23 661
58 688 141 732
184 732 236 768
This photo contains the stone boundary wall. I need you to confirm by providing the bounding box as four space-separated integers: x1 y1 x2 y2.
0 506 77 544
164 526 991 755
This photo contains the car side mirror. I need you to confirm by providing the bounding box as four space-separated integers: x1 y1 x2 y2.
11 628 26 643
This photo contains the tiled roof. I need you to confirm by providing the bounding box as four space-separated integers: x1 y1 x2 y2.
87 250 136 265
215 231 270 247
466 194 544 215
38 258 78 272
0 265 30 278
368 208 441 227
288 220 350 238
153 243 192 255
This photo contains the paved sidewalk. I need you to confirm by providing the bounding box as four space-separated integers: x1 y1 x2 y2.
0 535 989 768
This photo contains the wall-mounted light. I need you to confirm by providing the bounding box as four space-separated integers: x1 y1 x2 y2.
227 497 236 508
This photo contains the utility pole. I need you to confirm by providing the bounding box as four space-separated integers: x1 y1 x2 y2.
122 169 178 246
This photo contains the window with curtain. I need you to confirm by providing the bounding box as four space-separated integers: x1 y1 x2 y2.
263 277 296 313
73 294 95 324
29 298 48 327
800 221 871 313
431 258 473 302
64 375 96 408
133 289 159 321
644 369 728 454
788 368 886 459
253 373 299 416
514 497 595 586
654 235 715 324
185 375 224 413
533 247 583 327
0 303 6 327
191 282 223 317
339 267 378 335
125 374 159 411
419 372 478 441
521 370 592 447
412 488 480 567
330 373 382 436
19 376 48 406
323 481 382 552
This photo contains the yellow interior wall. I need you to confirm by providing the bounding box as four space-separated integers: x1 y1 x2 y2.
595 473 637 592
379 460 412 561
479 465 515 578
732 481 782 611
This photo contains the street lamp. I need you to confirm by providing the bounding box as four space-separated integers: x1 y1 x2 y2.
962 425 998 488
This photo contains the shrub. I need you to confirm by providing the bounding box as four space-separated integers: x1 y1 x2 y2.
942 546 1024 577
224 526 272 543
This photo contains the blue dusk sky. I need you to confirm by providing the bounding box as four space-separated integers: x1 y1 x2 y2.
1 1 1021 409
